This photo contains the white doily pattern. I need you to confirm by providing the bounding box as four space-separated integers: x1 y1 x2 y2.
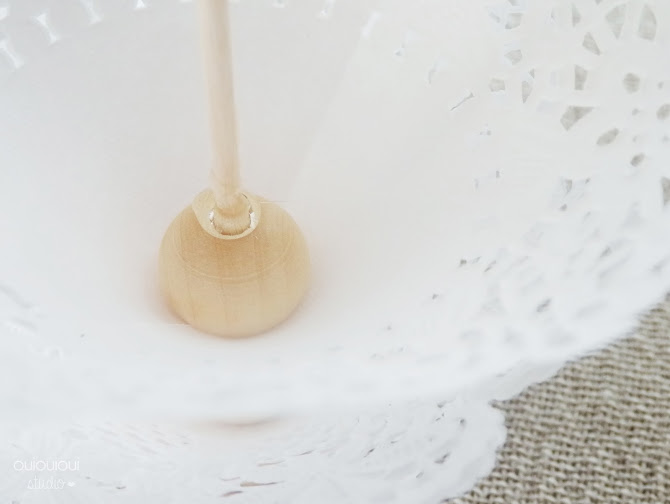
1 0 670 502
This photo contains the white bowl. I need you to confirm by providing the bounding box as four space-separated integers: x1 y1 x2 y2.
1 1 669 501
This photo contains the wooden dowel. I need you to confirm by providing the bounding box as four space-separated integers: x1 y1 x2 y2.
198 0 242 210
158 0 311 338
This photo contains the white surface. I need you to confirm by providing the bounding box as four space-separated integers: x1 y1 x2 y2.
1 0 670 502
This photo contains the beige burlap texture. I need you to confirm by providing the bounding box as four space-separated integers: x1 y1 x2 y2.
447 298 670 503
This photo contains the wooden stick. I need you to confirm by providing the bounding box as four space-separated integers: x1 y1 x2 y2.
198 0 242 210
159 0 311 337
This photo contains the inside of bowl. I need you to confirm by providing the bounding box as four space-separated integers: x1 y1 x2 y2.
2 0 668 418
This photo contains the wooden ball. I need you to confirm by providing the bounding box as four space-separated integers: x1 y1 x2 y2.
158 191 311 338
